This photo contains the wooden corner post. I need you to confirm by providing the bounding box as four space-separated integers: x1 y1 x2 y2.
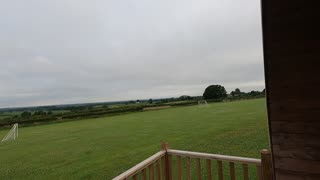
160 142 172 180
260 149 273 180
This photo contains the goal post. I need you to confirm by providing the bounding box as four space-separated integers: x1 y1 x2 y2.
1 123 18 143
198 100 208 106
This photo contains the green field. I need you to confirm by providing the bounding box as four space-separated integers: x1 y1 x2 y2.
0 98 268 179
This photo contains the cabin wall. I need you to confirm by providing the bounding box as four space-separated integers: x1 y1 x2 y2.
261 1 320 179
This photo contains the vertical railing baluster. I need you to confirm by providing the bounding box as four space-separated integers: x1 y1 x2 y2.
217 160 223 180
161 156 166 180
167 154 172 180
196 158 201 180
186 157 191 180
132 173 138 180
156 160 161 180
242 164 249 180
206 159 212 180
177 156 182 180
142 168 147 180
149 164 154 180
256 165 262 180
229 162 235 180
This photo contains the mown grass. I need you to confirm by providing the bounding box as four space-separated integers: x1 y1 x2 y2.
0 98 268 179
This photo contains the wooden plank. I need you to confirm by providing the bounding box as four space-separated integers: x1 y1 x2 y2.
167 149 261 165
186 157 191 180
196 158 201 180
142 168 147 180
256 165 263 180
167 154 172 180
206 159 212 180
271 121 320 134
149 164 154 180
274 157 320 174
275 168 320 180
161 156 166 180
156 160 161 180
242 164 249 180
262 0 320 178
272 133 320 147
229 162 235 180
177 156 182 180
273 144 320 161
218 160 223 180
132 174 138 180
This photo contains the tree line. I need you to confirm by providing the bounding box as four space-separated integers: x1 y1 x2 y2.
0 84 265 127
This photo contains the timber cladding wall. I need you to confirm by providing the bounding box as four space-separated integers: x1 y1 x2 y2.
261 0 320 179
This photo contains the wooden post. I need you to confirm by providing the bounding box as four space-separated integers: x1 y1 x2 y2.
161 142 168 151
260 149 273 180
160 142 172 180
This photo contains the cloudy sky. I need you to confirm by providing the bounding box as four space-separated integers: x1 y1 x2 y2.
0 0 264 108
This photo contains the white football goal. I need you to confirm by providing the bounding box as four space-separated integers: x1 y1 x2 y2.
198 100 208 106
1 123 18 143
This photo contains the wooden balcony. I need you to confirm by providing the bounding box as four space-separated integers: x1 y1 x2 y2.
113 142 272 180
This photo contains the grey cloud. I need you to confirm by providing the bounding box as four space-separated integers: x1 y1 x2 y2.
0 0 264 108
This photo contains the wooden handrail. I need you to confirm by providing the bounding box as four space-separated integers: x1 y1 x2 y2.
112 143 271 180
167 149 261 165
112 150 166 180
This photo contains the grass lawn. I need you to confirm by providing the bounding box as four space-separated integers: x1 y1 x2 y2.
0 98 268 179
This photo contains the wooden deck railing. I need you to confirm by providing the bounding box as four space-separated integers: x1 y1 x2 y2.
112 142 273 180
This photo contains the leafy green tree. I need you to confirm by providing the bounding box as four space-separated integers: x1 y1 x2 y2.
235 88 241 94
148 99 153 104
179 95 192 101
21 111 32 119
231 88 241 97
203 85 227 100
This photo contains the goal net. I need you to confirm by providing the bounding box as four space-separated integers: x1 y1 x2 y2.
198 100 208 106
1 123 18 143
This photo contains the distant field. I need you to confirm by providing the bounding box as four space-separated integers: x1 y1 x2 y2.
0 98 268 179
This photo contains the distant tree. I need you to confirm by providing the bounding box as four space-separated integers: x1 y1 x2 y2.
47 111 53 115
21 111 32 119
231 88 242 97
136 99 141 104
178 95 192 101
102 105 109 109
148 99 153 104
249 90 260 96
34 110 47 116
203 85 227 100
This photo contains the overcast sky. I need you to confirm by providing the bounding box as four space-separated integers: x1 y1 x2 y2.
0 0 264 108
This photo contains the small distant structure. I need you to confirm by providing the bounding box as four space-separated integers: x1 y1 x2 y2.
198 100 208 106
